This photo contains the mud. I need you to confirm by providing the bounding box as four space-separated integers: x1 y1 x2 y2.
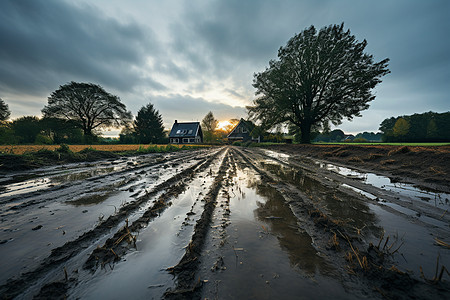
1 146 449 299
265 144 450 192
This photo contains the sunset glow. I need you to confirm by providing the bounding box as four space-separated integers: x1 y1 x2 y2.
216 120 232 131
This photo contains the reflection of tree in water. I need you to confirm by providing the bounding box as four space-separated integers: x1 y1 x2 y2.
260 162 382 238
253 183 336 277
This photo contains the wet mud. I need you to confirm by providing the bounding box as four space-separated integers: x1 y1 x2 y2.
1 146 449 299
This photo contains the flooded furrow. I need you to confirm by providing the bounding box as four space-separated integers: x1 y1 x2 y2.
198 150 352 299
67 149 229 300
236 147 450 297
1 146 449 299
0 147 223 298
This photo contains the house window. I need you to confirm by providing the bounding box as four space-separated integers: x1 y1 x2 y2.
189 138 195 143
188 130 193 134
242 127 247 133
183 138 189 143
176 130 181 134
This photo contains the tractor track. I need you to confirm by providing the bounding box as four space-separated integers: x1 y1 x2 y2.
1 146 449 299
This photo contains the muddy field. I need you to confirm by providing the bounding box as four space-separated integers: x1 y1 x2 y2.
0 146 449 299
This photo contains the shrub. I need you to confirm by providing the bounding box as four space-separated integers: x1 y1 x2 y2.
352 137 368 143
232 141 242 146
34 134 53 145
78 146 97 154
56 144 72 153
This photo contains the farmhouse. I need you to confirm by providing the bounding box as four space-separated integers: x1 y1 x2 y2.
168 120 203 144
227 118 260 143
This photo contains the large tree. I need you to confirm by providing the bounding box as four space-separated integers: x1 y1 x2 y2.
134 103 165 144
248 23 390 143
42 82 132 137
0 98 10 122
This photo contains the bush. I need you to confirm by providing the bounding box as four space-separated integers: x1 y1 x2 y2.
34 134 53 145
56 144 72 153
78 146 97 154
352 137 368 143
232 141 242 146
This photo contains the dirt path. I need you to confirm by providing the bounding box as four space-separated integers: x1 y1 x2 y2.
0 146 449 299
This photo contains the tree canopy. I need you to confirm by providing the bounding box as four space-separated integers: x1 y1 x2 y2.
201 111 218 132
134 103 165 144
42 82 132 137
380 111 450 142
0 98 10 121
201 111 219 143
248 23 390 143
11 116 41 144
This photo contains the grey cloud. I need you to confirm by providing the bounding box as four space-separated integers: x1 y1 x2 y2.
1 0 449 135
0 0 164 95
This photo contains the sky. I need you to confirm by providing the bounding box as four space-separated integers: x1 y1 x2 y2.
0 0 449 136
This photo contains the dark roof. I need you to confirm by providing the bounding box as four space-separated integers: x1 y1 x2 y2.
227 118 255 138
169 122 201 138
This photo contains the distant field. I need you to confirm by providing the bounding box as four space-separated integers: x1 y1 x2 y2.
0 144 209 155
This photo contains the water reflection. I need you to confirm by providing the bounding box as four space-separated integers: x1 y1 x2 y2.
253 184 335 276
260 162 381 238
322 162 450 209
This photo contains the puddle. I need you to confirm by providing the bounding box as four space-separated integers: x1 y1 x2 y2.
255 151 450 284
379 202 448 228
262 149 291 163
321 162 450 209
341 183 378 200
70 152 227 299
199 165 352 299
367 203 450 280
261 162 380 238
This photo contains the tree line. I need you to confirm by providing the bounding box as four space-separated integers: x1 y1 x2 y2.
0 82 166 145
0 84 237 146
379 111 450 142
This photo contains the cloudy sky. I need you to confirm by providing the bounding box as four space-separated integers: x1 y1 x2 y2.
1 0 449 135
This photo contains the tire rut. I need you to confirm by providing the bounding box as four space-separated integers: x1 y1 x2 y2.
0 148 224 299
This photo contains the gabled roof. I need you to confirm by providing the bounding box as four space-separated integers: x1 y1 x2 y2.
169 121 201 138
227 118 255 138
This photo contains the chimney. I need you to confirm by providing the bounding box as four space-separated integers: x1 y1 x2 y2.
175 120 178 124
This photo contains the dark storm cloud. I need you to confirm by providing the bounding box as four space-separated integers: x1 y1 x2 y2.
167 0 293 79
1 0 448 133
166 0 450 132
0 0 164 96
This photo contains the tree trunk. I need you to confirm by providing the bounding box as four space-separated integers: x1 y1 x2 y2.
300 123 312 144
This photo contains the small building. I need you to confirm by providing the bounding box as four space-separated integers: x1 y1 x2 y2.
168 120 203 144
227 118 260 143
